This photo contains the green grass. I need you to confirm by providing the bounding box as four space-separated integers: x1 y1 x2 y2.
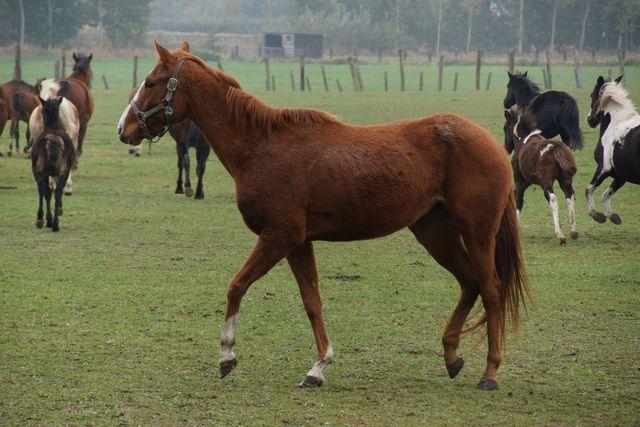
1 57 639 425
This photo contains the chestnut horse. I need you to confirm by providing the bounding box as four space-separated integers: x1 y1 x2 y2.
118 42 529 391
0 78 37 155
59 53 94 163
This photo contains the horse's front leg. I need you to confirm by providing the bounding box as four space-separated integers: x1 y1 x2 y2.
602 178 625 225
52 174 67 232
175 143 185 194
44 180 53 228
219 234 294 379
36 174 46 228
8 118 18 155
183 149 193 197
585 164 609 223
287 241 333 387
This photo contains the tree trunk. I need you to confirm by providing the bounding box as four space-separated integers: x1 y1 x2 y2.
436 2 443 56
18 0 25 49
549 3 557 52
517 0 524 54
48 0 53 50
578 0 590 51
466 12 472 54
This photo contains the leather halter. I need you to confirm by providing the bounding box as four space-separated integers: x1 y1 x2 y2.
130 58 186 142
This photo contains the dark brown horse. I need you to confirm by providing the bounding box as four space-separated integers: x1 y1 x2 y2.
504 108 578 244
118 42 529 391
0 78 37 155
12 90 40 150
0 91 8 155
169 120 211 199
58 53 94 163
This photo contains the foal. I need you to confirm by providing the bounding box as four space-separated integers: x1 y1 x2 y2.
170 121 211 199
30 97 76 232
504 109 578 244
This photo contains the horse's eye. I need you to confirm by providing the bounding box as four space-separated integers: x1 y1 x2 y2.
144 81 155 88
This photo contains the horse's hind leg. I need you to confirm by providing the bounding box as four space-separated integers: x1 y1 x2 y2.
544 186 566 244
559 179 577 240
74 125 87 168
175 143 185 194
64 170 73 196
44 181 53 228
183 149 193 198
409 204 479 380
36 174 46 228
8 118 18 156
602 178 625 225
287 241 333 387
194 143 209 199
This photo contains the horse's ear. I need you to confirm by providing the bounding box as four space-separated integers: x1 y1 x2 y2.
72 53 78 62
54 96 63 106
523 71 528 77
38 96 46 105
181 41 190 52
597 75 605 85
34 78 45 94
87 53 93 62
507 71 513 79
615 75 623 84
155 41 175 64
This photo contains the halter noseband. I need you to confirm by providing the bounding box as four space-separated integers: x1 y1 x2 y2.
130 58 186 142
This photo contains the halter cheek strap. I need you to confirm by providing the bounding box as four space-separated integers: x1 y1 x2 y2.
130 58 186 142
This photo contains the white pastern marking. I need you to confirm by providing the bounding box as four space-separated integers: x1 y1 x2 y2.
539 143 553 157
307 344 334 380
566 196 576 232
548 193 564 239
220 313 238 362
602 188 615 217
586 184 597 213
516 209 521 226
117 83 144 132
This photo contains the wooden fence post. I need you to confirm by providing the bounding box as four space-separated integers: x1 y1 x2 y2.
101 75 109 90
13 44 21 79
271 74 276 91
132 55 138 87
419 71 424 91
617 49 625 84
356 67 364 92
348 57 358 91
306 76 312 91
545 49 552 89
264 57 271 91
61 50 66 77
216 56 223 71
437 55 444 91
300 55 305 92
399 49 405 91
573 48 582 89
321 66 329 92
453 72 458 91
336 79 343 92
384 71 388 92
54 60 60 79
542 68 548 89
290 70 296 91
508 51 515 74
475 50 482 90
485 71 492 90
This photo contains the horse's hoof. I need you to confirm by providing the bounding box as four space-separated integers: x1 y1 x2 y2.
58 208 63 216
52 225 60 232
6 151 12 157
64 191 72 196
609 213 622 225
175 187 184 194
477 378 499 391
219 358 238 379
185 187 194 198
134 152 140 157
36 219 43 228
299 375 323 388
446 357 464 379
559 237 566 245
571 231 578 240
590 211 606 223
194 192 204 200
128 148 136 155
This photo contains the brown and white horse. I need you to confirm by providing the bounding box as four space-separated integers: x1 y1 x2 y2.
117 42 530 391
504 108 578 244
0 78 37 155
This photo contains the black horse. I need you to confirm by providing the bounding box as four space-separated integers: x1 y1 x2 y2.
585 75 640 225
169 121 211 199
504 71 583 150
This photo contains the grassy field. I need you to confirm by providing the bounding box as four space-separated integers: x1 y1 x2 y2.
1 56 639 425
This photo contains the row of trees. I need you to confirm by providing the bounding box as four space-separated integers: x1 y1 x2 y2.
0 0 151 49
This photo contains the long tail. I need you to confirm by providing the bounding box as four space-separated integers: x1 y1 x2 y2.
554 146 577 177
557 98 584 151
11 92 22 115
493 192 531 348
463 192 531 348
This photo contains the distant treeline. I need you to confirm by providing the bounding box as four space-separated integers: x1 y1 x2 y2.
1 0 638 54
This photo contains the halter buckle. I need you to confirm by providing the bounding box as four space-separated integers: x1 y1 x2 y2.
136 111 146 123
167 77 178 91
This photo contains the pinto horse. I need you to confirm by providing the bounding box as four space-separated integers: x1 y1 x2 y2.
58 53 94 163
504 71 583 150
585 75 640 224
504 109 578 244
117 42 530 391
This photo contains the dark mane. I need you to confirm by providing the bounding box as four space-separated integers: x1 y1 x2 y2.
513 73 541 95
226 87 339 135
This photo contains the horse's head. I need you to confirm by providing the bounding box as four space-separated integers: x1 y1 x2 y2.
503 108 518 154
587 75 622 128
38 95 63 128
504 71 536 109
117 41 193 146
72 52 93 75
